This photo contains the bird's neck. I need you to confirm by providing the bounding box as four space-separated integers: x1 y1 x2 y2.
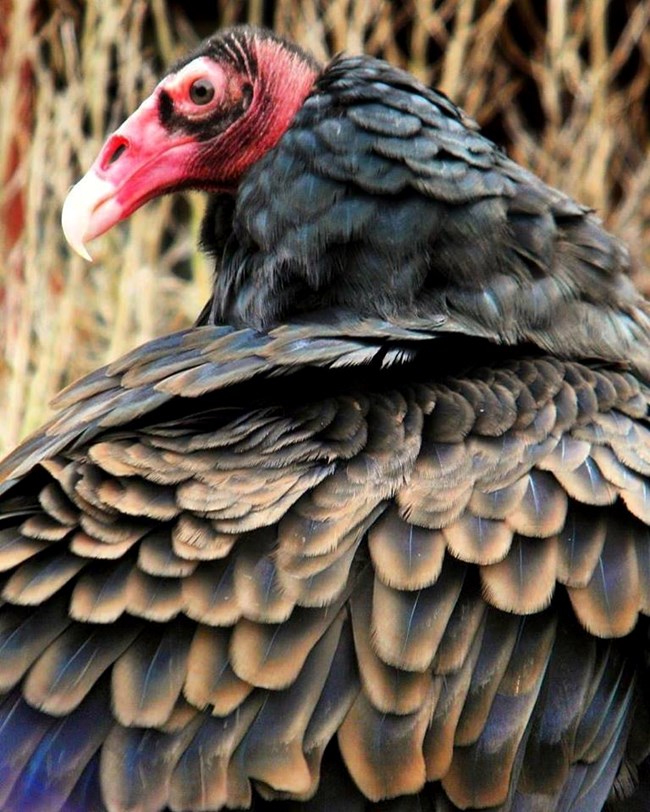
218 37 320 186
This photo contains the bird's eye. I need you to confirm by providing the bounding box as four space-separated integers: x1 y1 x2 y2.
189 78 215 105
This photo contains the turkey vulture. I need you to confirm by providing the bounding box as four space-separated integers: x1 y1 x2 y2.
2 24 650 811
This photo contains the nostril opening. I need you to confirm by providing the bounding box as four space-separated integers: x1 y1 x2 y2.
101 137 129 170
109 144 127 164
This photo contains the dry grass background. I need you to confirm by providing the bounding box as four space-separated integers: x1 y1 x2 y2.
1 0 649 455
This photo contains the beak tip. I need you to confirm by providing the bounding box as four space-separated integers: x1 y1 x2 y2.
77 243 94 263
61 171 116 263
61 182 92 261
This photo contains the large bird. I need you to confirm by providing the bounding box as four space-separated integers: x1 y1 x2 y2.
1 24 650 812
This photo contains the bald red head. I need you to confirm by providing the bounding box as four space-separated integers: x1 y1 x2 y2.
62 28 320 259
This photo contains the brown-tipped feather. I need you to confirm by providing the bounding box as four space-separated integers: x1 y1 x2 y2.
635 524 650 614
303 619 360 755
182 559 240 626
424 618 485 781
232 614 346 797
536 435 592 473
480 534 558 615
567 523 640 637
98 477 180 521
19 513 72 541
338 689 432 801
557 505 608 588
172 513 238 560
2 550 85 605
230 603 347 690
137 529 198 577
101 715 203 812
111 616 193 726
69 558 133 623
371 556 466 672
431 581 486 674
467 477 530 521
37 481 79 526
0 594 71 691
69 530 138 560
454 609 522 746
505 470 568 538
124 568 185 621
553 458 618 506
24 620 142 715
368 507 446 589
443 513 513 565
184 625 253 715
278 538 359 608
233 530 295 622
350 574 435 714
0 529 46 572
442 613 556 809
166 695 265 812
79 511 151 546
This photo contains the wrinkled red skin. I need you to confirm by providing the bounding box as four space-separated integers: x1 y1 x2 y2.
62 43 319 259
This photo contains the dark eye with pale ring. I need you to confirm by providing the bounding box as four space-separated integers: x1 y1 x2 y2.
189 78 215 105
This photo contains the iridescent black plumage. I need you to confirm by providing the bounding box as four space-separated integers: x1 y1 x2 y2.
204 52 649 380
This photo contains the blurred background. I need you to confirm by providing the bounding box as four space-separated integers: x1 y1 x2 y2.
1 0 649 455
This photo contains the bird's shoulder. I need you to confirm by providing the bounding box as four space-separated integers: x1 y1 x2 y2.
0 316 442 491
260 51 514 204
217 51 650 375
